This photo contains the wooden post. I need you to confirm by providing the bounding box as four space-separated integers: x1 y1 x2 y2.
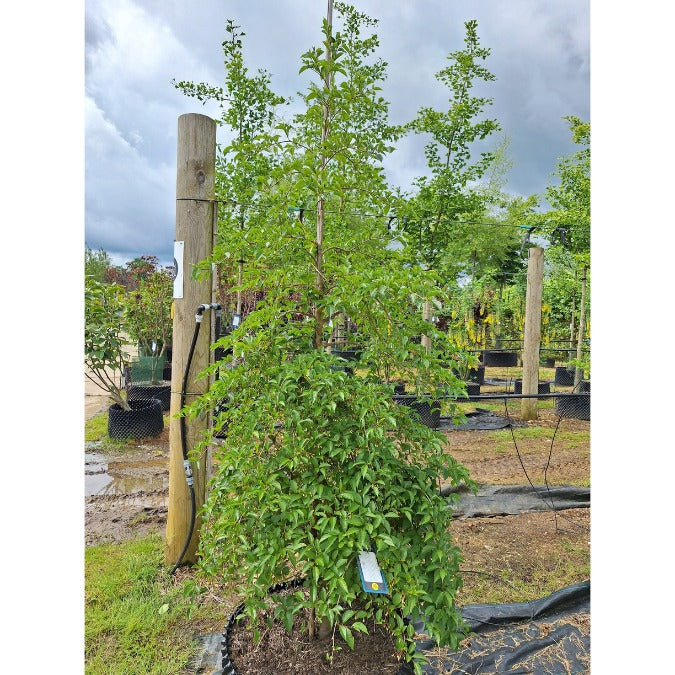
165 113 217 567
568 270 576 365
521 247 544 420
574 266 588 389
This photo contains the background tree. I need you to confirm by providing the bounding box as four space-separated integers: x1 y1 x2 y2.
395 19 500 351
84 246 112 283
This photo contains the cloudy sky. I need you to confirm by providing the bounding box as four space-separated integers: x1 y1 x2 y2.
85 0 589 267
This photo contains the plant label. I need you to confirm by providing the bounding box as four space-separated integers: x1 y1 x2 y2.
357 551 389 594
173 241 184 299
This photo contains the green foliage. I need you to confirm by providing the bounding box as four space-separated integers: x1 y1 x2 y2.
85 247 112 283
124 268 173 383
178 5 476 668
84 276 131 409
400 19 500 273
538 116 590 265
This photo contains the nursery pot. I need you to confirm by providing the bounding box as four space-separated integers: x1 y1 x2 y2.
513 380 551 395
482 350 518 367
554 366 576 386
541 357 556 368
128 383 171 411
464 382 481 399
393 395 441 429
221 577 414 675
579 380 590 393
331 347 362 361
554 394 590 421
468 366 485 384
131 355 167 384
107 398 163 439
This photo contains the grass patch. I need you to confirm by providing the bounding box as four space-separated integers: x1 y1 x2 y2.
85 413 109 443
487 427 590 454
85 533 230 674
85 412 169 451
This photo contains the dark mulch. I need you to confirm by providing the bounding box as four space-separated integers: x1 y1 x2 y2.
228 590 404 674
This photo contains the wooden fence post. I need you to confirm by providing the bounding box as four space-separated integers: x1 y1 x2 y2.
521 247 544 421
165 113 217 567
574 265 588 389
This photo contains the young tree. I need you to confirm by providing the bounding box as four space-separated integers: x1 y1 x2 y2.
183 3 473 669
397 20 500 351
400 19 500 274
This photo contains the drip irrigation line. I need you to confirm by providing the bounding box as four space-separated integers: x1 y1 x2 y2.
501 399 590 534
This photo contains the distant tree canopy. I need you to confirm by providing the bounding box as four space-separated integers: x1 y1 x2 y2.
84 246 112 283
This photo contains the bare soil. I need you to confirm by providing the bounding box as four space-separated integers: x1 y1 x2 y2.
228 591 402 674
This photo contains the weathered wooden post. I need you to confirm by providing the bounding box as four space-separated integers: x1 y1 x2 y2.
166 113 217 567
574 265 588 389
521 246 544 420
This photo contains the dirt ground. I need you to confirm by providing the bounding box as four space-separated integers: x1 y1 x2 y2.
85 407 590 579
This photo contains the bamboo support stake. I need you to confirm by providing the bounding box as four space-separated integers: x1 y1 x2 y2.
166 113 217 567
574 266 588 389
521 247 544 420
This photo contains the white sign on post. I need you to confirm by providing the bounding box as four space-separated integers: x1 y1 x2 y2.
173 241 184 299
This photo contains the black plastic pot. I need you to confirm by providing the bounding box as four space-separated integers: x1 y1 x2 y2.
465 382 481 399
108 398 163 439
221 577 414 675
162 363 172 381
541 357 556 368
513 380 551 395
482 350 518 367
450 365 484 384
554 366 576 386
393 395 441 429
578 380 590 393
555 394 590 420
393 381 406 395
128 383 171 411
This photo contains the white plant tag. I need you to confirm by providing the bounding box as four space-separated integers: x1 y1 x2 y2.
357 551 389 594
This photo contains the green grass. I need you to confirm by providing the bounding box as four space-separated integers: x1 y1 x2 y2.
85 412 169 451
85 413 109 443
85 534 228 675
487 426 590 453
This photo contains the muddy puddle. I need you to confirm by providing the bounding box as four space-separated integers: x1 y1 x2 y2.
85 451 169 497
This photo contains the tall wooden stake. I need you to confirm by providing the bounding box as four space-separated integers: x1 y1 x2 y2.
521 247 544 420
574 265 588 389
166 113 217 567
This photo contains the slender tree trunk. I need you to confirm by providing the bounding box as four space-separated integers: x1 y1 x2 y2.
574 266 588 389
313 0 333 351
421 299 432 352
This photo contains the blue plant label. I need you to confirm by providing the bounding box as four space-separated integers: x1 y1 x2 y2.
357 551 388 594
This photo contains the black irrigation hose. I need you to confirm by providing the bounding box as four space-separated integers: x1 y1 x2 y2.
169 303 221 576
501 399 590 534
